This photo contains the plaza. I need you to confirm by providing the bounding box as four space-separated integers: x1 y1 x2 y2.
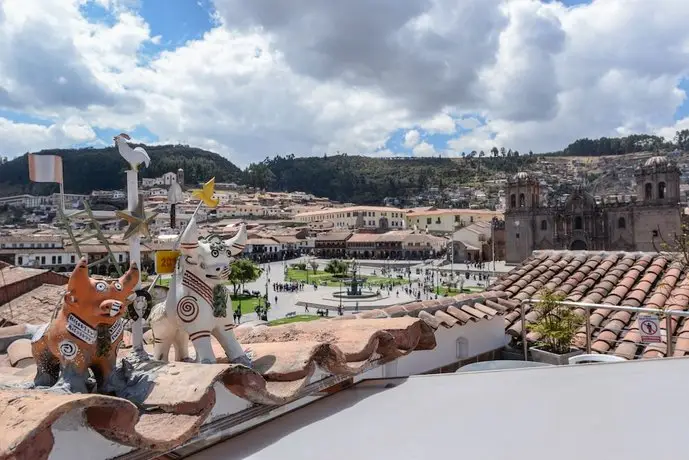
237 256 500 322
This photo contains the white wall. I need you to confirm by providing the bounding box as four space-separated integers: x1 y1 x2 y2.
360 316 506 379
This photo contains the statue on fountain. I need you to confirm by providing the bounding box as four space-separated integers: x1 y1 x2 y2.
347 260 362 296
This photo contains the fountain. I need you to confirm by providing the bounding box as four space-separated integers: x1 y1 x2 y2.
332 260 378 300
296 259 415 311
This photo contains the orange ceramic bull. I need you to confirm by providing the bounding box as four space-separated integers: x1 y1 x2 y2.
31 257 139 393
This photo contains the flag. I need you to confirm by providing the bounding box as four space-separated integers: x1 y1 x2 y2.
28 154 63 184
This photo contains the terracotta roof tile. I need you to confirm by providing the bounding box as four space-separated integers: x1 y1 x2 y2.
0 315 436 458
490 250 689 360
0 284 64 325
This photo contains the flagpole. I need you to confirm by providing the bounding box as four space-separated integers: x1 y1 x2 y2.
126 169 145 357
174 200 203 250
59 181 66 214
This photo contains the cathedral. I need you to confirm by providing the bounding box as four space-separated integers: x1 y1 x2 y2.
504 156 684 263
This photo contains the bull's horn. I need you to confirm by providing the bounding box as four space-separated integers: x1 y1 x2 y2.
179 216 199 253
224 223 247 256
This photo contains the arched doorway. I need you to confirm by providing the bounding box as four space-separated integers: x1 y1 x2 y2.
570 240 587 250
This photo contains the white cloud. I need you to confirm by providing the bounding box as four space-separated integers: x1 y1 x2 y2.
413 141 436 156
420 113 456 134
1 0 689 166
0 117 96 154
403 129 421 148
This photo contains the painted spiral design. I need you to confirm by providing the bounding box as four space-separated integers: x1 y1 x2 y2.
177 296 199 323
58 340 78 360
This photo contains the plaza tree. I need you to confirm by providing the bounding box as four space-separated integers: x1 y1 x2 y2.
227 258 263 296
309 260 319 274
324 259 349 275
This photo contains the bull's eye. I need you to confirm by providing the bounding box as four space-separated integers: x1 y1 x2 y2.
95 282 107 292
113 282 123 291
211 249 220 258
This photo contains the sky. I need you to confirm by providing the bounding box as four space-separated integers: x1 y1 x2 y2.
1 0 689 167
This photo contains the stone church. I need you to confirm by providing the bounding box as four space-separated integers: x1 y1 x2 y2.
505 156 684 263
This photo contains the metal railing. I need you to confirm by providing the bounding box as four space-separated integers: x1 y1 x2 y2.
519 299 689 360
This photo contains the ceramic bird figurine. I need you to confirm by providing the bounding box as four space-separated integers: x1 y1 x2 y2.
114 133 151 171
192 177 220 208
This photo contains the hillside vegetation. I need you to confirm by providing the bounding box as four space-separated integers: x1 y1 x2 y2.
245 154 537 204
1 130 687 203
0 144 243 195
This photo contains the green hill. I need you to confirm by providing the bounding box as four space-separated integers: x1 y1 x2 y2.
0 144 243 195
246 154 537 204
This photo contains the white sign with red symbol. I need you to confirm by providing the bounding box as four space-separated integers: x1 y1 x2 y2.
639 315 661 343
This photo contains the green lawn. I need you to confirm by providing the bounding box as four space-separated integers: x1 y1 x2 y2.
434 286 485 296
286 268 333 283
268 315 323 326
230 294 261 314
287 269 407 288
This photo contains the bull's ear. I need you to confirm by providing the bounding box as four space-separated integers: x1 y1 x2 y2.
179 217 199 255
68 257 90 292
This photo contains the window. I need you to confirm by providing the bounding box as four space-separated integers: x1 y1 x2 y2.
118 254 123 262
618 217 626 229
426 218 432 225
456 337 469 359
658 182 666 199
41 256 45 264
470 216 474 223
510 194 516 208
454 215 460 222
435 218 441 224
58 256 62 264
519 193 525 207
17 256 22 265
51 256 56 264
541 220 547 231
645 183 653 200
70 255 75 263
574 216 583 230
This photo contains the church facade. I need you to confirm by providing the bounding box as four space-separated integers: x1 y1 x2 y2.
505 156 684 264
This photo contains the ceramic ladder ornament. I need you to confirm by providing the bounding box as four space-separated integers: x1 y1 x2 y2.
31 258 140 393
148 217 250 365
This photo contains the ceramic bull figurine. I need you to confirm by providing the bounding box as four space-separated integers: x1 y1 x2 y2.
149 218 250 365
31 258 139 393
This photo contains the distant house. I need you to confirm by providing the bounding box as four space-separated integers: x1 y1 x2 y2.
315 232 352 258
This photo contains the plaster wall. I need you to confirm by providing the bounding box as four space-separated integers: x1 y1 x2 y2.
359 317 506 380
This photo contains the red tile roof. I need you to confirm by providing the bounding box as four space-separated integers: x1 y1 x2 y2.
489 250 689 360
353 290 510 330
0 284 64 325
0 266 50 285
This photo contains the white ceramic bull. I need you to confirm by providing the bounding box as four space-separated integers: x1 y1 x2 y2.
149 218 251 365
